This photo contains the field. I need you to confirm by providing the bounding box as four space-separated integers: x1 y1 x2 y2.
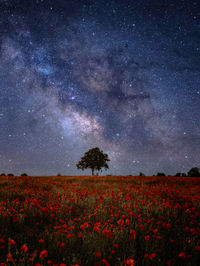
0 175 199 266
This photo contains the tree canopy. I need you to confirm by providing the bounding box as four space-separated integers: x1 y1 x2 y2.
76 147 110 175
188 167 200 177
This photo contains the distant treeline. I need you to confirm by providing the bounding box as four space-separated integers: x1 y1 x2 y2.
1 167 200 177
0 173 27 177
139 167 200 177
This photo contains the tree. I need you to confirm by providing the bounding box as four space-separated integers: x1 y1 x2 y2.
156 172 166 176
7 173 14 176
21 173 27 176
187 167 200 177
175 172 181 177
139 172 145 176
76 147 110 176
175 172 187 177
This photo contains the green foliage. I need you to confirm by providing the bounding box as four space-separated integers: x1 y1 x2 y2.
188 167 200 177
76 147 110 175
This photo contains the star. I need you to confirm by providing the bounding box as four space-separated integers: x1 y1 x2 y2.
0 0 199 176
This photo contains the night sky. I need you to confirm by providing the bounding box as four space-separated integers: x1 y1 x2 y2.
0 0 200 176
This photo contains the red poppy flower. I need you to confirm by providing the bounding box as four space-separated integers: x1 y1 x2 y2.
113 243 119 249
123 258 135 265
101 259 110 266
145 235 150 241
7 253 14 262
179 252 186 259
149 253 156 260
39 249 48 259
21 244 28 252
8 239 16 246
95 252 101 258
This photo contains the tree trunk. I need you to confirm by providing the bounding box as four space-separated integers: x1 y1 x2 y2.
92 168 94 176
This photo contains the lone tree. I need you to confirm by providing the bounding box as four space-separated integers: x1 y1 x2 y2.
76 147 110 175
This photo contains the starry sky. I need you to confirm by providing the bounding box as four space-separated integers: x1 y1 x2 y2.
0 0 200 176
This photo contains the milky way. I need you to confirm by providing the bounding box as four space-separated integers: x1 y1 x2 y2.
0 0 200 175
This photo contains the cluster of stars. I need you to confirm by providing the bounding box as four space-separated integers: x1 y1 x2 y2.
0 0 199 175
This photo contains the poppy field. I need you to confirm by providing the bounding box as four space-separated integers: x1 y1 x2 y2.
0 175 199 266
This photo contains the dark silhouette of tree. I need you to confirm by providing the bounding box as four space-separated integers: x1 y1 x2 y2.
0 173 6 176
21 173 27 176
76 147 110 176
175 172 181 177
187 167 200 177
8 173 14 176
139 172 145 176
156 172 166 176
175 172 187 177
